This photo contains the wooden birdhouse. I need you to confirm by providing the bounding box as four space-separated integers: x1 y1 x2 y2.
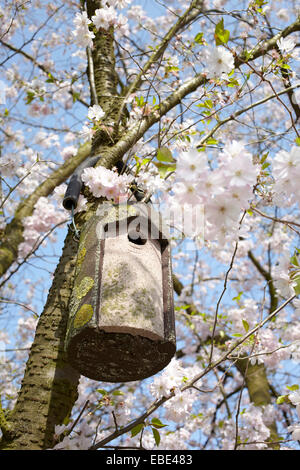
65 202 176 382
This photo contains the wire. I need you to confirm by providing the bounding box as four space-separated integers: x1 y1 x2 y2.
69 204 80 242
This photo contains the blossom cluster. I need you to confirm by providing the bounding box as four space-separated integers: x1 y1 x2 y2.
272 145 300 208
149 358 186 399
220 403 272 450
162 140 259 243
250 328 290 369
18 197 67 258
81 165 133 202
72 11 95 49
72 1 131 49
287 389 300 441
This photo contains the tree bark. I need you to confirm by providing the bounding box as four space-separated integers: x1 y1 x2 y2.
0 229 80 449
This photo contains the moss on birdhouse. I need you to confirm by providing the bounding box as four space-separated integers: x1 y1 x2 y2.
73 304 94 329
75 276 94 300
76 246 86 270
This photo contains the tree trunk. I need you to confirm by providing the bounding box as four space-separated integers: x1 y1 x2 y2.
0 229 80 450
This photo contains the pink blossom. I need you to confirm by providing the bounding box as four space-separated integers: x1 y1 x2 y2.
149 358 185 398
61 145 77 161
276 37 296 54
288 424 300 441
205 193 241 228
81 166 132 201
72 11 94 48
273 146 300 189
18 197 67 257
108 0 132 8
164 389 197 423
92 6 117 30
172 181 202 206
176 148 208 181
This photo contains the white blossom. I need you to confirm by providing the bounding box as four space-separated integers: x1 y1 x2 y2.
277 37 296 55
87 104 105 121
204 46 234 78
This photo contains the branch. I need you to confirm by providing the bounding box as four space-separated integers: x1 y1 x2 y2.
235 15 300 68
198 83 300 146
0 141 91 278
89 293 295 451
0 39 89 108
114 0 206 129
89 394 169 450
247 250 278 313
251 205 300 230
98 16 300 170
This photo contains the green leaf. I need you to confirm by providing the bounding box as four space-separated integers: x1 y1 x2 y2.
293 276 300 296
96 389 108 396
46 72 55 83
242 319 249 333
175 305 191 311
205 99 213 109
194 32 204 44
276 395 290 405
135 95 145 107
232 291 243 302
25 91 35 105
154 162 176 178
206 138 218 145
214 18 230 46
290 254 299 267
196 99 213 109
286 384 299 391
296 137 300 146
131 423 144 437
157 147 174 163
112 390 124 396
151 418 167 429
244 50 254 61
226 78 239 87
260 152 269 164
72 91 81 103
152 427 161 446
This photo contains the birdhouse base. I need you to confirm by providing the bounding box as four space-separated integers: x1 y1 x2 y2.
67 327 176 382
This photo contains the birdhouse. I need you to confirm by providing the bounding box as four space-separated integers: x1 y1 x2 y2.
65 202 176 382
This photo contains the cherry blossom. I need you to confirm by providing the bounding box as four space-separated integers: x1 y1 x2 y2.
92 6 117 30
72 11 95 48
87 104 105 121
276 37 296 55
204 46 234 78
81 166 132 201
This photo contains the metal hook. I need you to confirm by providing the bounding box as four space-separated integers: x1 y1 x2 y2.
68 204 80 242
